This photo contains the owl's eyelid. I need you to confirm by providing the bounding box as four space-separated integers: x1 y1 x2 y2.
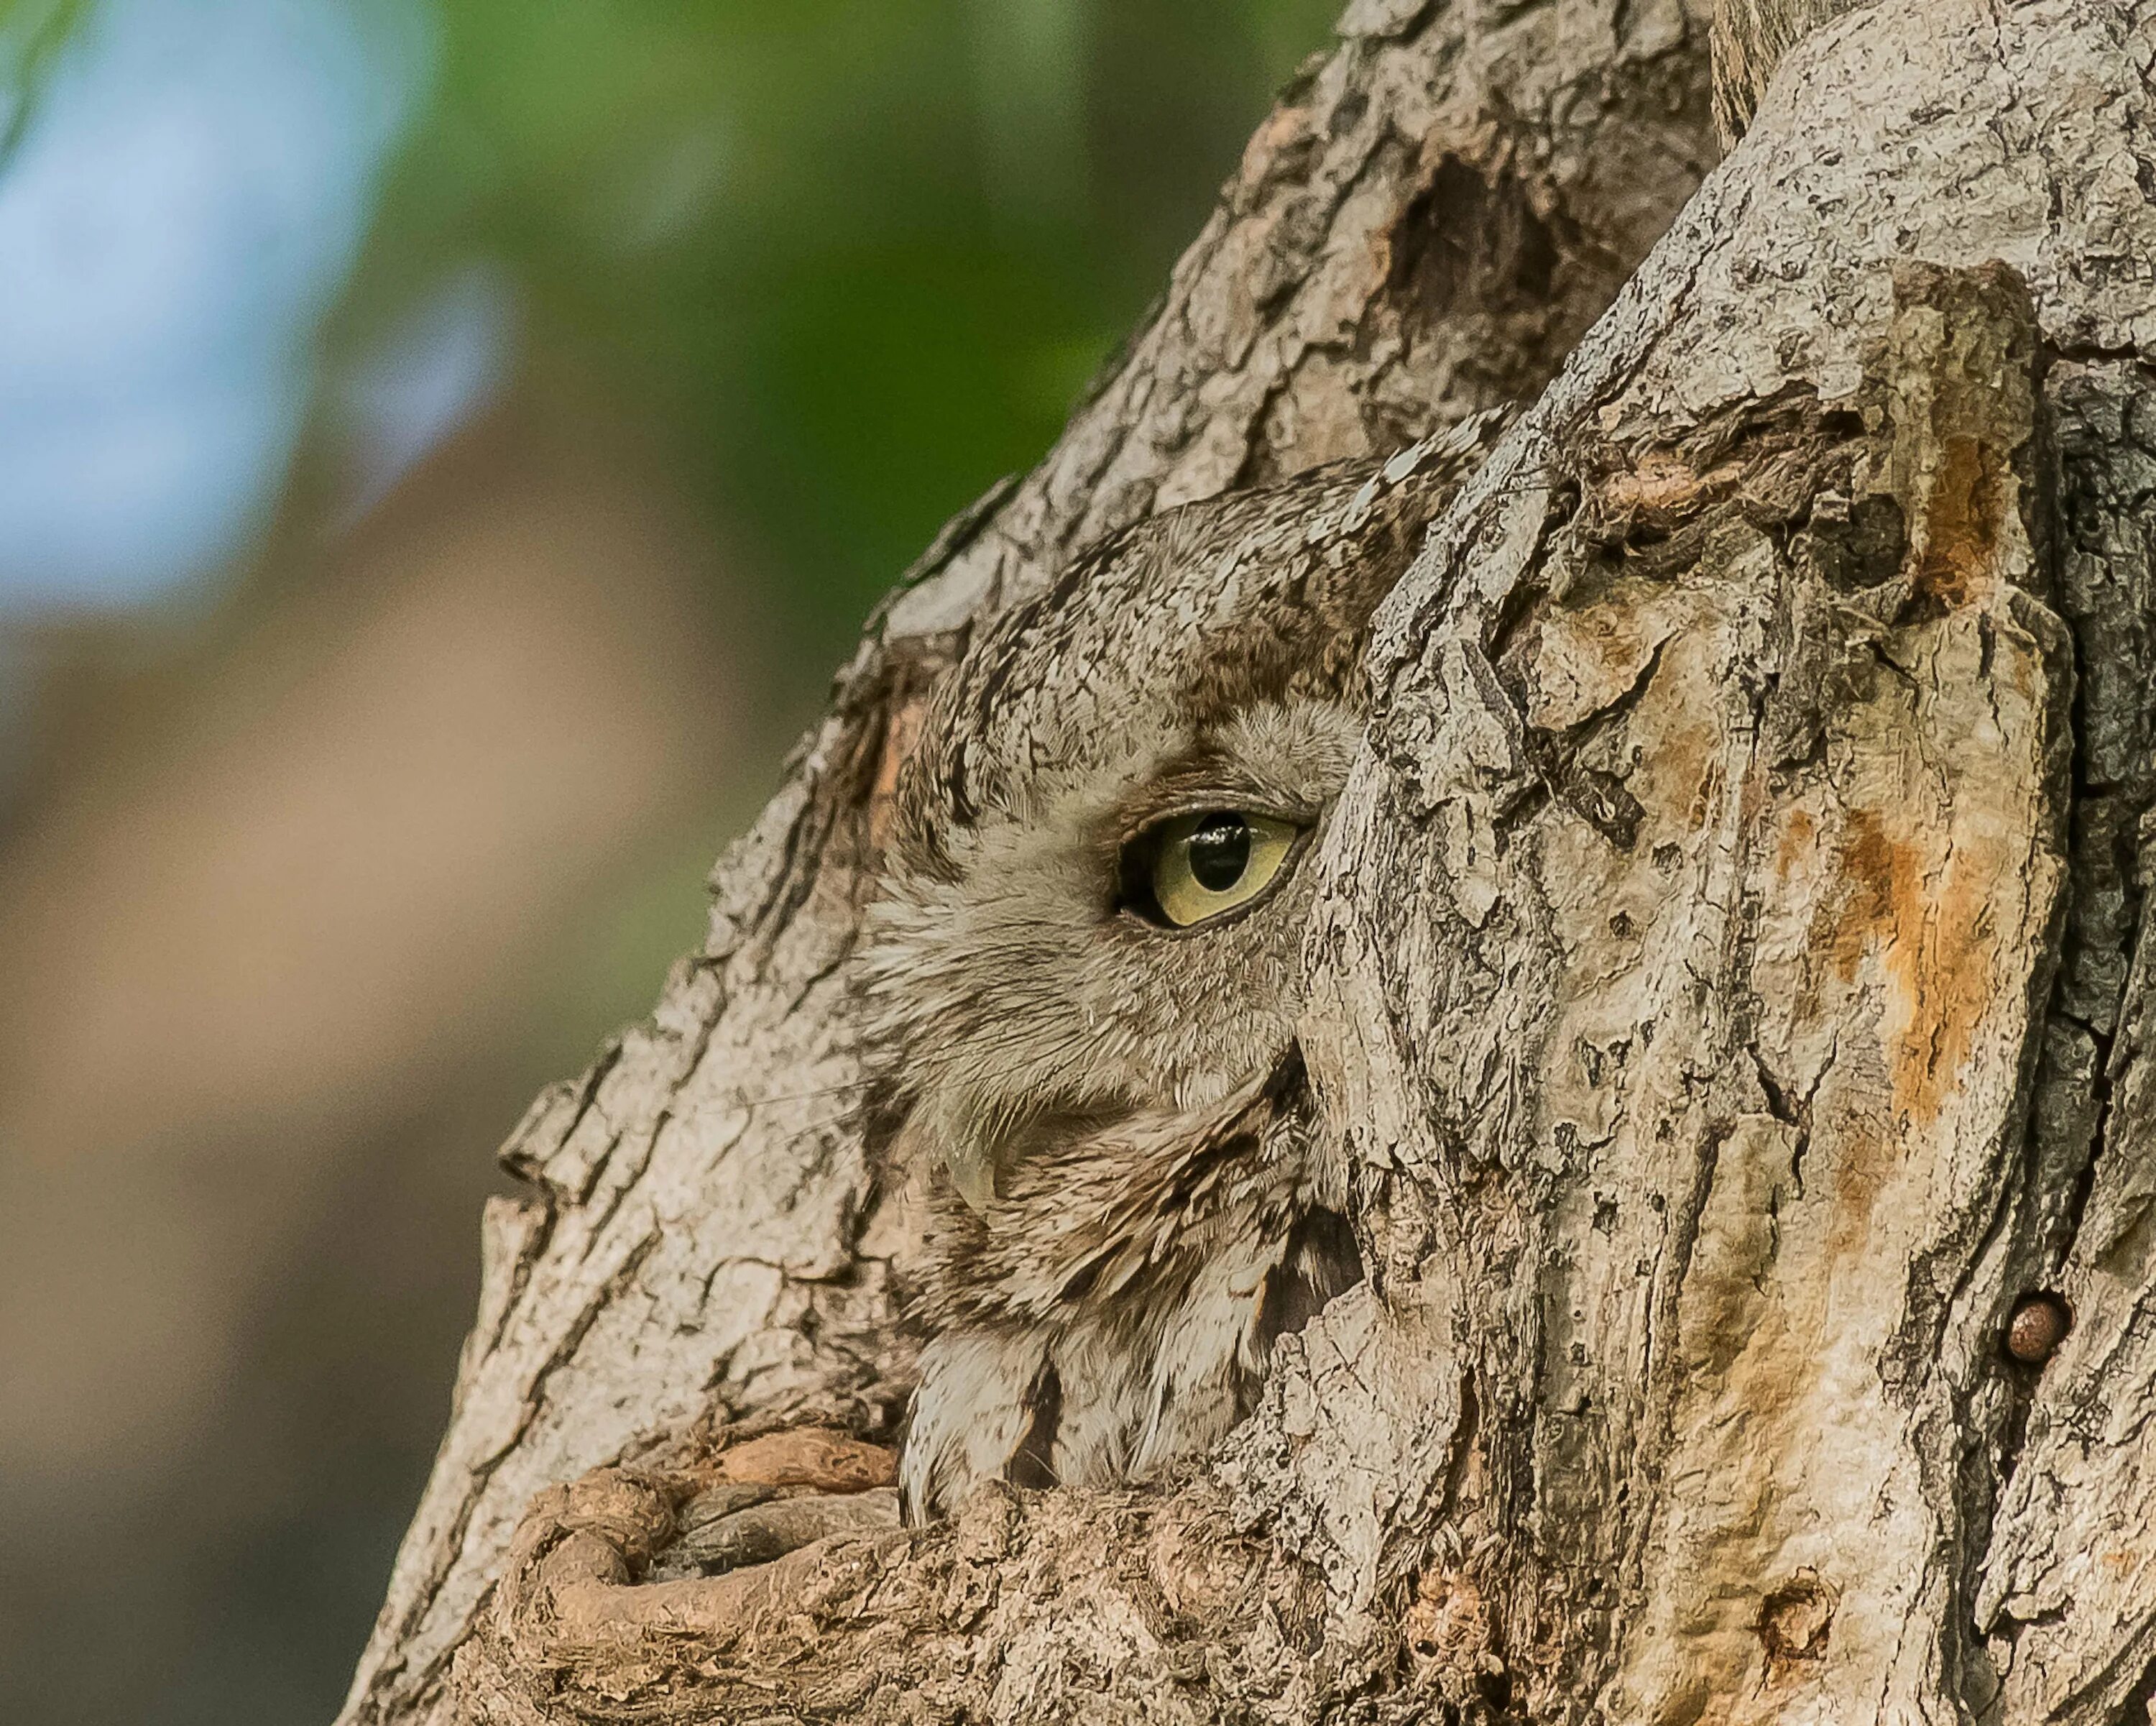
1111 795 1314 853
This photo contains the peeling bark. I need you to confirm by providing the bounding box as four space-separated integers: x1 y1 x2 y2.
347 1 2156 1722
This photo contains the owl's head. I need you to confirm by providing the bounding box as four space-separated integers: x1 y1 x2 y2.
861 431 1485 1212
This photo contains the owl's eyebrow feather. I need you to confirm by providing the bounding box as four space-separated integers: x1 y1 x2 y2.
1090 702 1360 845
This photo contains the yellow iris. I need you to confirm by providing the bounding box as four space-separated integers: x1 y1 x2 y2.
1147 810 1299 928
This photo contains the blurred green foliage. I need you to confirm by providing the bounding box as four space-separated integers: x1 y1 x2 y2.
349 0 1338 661
0 0 91 160
326 0 1345 1035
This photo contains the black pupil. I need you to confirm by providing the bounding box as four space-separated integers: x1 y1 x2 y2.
1187 814 1250 892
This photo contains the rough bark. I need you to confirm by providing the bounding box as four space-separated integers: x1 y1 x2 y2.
350 1 2156 1723
340 6 1718 1722
1302 1 2156 1712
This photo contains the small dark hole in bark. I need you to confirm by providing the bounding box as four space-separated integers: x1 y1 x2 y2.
1387 155 1557 336
1256 1208 1365 1348
1758 1569 1835 1676
1804 491 1909 592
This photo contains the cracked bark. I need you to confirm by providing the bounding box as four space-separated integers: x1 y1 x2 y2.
346 1 2156 1722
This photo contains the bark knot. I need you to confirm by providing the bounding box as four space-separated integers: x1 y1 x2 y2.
1756 1567 1837 1678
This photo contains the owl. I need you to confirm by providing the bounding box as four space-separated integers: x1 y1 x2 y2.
858 419 1498 1519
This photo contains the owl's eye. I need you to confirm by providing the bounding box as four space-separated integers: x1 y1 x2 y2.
1121 809 1302 929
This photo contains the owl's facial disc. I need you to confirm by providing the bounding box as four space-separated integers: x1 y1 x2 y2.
864 699 1360 1213
1117 809 1304 929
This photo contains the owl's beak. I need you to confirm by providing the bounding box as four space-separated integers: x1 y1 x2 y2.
890 1101 998 1211
944 1139 998 1211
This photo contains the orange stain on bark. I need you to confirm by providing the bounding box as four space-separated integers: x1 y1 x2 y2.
1815 803 1999 1132
1774 806 1815 881
1653 718 1717 834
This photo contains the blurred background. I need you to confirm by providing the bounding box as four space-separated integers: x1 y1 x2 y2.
0 0 1339 1720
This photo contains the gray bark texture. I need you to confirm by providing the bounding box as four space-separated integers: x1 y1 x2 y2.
341 1 2156 1722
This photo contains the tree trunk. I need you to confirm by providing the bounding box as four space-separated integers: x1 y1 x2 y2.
342 1 2156 1722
